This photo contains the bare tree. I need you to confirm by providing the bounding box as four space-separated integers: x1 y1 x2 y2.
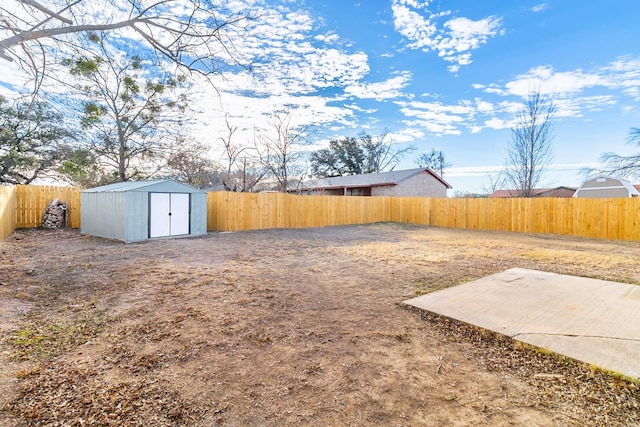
165 139 222 188
0 0 253 92
222 158 268 192
359 130 414 174
504 91 555 197
212 115 265 192
481 171 506 195
219 117 242 177
255 110 308 192
414 148 451 177
586 127 640 179
451 190 486 198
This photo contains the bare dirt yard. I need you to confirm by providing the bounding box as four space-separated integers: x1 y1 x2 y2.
0 223 639 426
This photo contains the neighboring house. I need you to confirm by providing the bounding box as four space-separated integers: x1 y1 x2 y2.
574 176 640 198
489 186 577 198
295 168 452 197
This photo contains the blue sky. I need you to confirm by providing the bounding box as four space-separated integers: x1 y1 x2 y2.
2 0 640 194
281 0 640 193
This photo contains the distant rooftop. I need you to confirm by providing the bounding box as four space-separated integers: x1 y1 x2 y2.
489 187 577 198
299 168 452 190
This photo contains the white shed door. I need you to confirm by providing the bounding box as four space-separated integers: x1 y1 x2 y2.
169 193 190 236
149 193 190 238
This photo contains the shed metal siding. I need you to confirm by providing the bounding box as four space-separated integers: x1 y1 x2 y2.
189 193 208 235
125 190 151 243
80 191 128 241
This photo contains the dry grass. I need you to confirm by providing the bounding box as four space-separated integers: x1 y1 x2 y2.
0 224 639 426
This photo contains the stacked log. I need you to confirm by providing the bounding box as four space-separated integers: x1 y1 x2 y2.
41 198 68 228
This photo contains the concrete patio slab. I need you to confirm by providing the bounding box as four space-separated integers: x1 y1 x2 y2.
404 268 640 379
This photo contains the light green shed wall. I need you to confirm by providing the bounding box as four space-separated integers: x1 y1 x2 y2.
124 191 151 243
80 192 128 241
189 193 208 235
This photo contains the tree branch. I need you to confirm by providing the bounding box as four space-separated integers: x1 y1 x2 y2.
19 0 72 25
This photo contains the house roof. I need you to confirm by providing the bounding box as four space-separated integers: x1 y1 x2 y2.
299 168 452 190
489 186 577 198
82 180 205 193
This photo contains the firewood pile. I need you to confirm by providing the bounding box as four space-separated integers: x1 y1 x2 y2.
41 198 68 228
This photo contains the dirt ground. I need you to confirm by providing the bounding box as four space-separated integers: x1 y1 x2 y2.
0 223 639 426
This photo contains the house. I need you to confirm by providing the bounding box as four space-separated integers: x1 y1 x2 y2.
81 180 208 243
489 187 577 198
294 168 451 197
573 176 640 198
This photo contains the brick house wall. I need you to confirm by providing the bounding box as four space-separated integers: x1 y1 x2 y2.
371 171 448 197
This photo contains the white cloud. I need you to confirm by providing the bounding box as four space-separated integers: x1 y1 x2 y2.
386 127 425 143
500 65 604 97
343 103 377 114
391 0 503 72
440 16 503 53
315 32 340 44
345 71 412 101
393 96 531 136
475 99 494 113
396 100 478 135
531 3 549 13
479 57 640 99
0 60 29 96
466 56 640 125
484 117 508 130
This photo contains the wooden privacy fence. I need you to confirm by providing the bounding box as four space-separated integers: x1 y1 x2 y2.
1 185 639 241
0 185 17 240
14 185 81 229
208 192 640 241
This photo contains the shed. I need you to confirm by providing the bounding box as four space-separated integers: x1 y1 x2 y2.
573 176 640 198
81 180 207 243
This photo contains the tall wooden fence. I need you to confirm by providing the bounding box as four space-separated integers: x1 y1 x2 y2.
15 185 81 229
0 185 17 240
208 192 640 241
1 186 639 242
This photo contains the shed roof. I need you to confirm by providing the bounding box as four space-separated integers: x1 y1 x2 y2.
574 176 640 197
299 168 452 190
82 180 205 193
